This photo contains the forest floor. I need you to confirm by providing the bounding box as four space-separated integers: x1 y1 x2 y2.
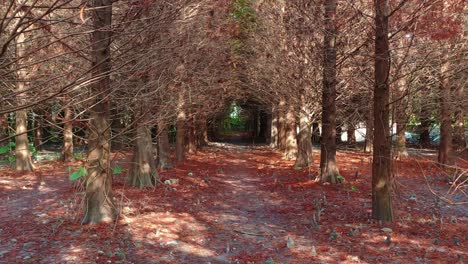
0 143 467 264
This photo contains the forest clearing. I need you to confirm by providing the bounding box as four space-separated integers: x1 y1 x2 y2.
0 0 467 263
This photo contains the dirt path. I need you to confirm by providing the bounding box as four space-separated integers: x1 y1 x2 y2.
0 144 466 263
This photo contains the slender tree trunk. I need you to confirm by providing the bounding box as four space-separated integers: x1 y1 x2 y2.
175 89 186 162
158 121 173 169
312 122 320 144
372 0 393 222
0 114 8 142
128 116 158 188
61 105 74 162
418 92 432 147
265 112 272 145
347 123 356 145
319 0 340 183
284 104 297 160
365 103 374 152
295 99 313 168
394 39 409 157
34 111 44 151
438 58 453 165
83 0 116 225
453 85 465 152
15 31 33 171
277 100 287 150
187 118 197 154
336 125 342 144
270 107 278 148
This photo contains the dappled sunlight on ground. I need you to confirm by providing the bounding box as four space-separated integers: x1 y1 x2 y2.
0 144 466 263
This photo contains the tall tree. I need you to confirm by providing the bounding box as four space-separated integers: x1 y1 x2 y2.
158 120 173 169
319 0 340 183
15 29 34 171
61 104 74 162
175 87 186 162
295 95 313 168
437 53 453 165
372 0 393 221
83 0 116 224
128 110 158 188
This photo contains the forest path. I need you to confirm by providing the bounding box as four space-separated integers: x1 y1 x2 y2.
0 144 466 263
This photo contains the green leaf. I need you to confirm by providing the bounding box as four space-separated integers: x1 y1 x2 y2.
187 172 193 177
8 142 16 148
113 166 123 175
69 166 87 181
8 156 16 163
351 185 358 191
29 145 37 154
0 145 10 154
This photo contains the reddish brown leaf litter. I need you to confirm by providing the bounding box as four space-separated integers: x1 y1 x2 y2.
0 144 466 263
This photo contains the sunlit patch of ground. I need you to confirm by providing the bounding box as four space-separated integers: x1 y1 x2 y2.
0 144 466 263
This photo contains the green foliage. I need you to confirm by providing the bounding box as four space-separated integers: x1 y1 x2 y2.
74 152 84 160
351 185 358 191
232 0 256 24
0 142 36 163
113 166 123 175
336 175 345 183
69 166 87 181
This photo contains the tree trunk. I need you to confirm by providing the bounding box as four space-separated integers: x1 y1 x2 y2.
270 107 278 148
347 123 356 145
295 101 313 168
128 119 158 188
312 122 320 144
372 0 393 222
438 58 453 165
418 91 432 147
15 31 33 171
284 104 297 160
158 121 173 169
83 0 116 225
364 103 374 152
394 39 409 157
265 112 272 145
277 100 287 151
175 90 186 162
453 85 465 152
61 105 74 162
0 114 8 142
187 119 197 154
34 111 44 151
319 0 340 183
336 125 342 144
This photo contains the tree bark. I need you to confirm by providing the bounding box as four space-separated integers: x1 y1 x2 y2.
372 0 393 222
394 39 409 157
83 0 116 225
277 100 287 150
453 85 465 152
128 117 158 188
312 122 320 144
34 111 44 151
364 103 374 153
158 121 173 169
175 89 186 162
418 91 432 147
438 58 453 165
187 118 197 154
347 123 356 145
270 107 278 148
319 0 340 183
61 105 74 162
15 31 33 171
284 104 297 160
295 100 313 168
